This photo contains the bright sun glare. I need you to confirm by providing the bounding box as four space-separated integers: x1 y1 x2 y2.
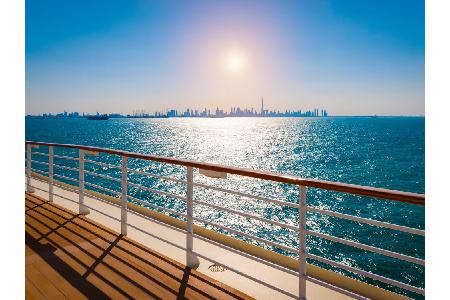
224 51 246 73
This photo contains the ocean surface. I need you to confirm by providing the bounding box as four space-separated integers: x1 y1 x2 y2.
26 117 424 297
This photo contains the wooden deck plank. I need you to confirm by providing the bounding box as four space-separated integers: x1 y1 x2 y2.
26 236 110 299
26 208 108 268
103 251 180 299
26 224 98 269
26 244 35 257
26 278 47 300
31 199 117 245
109 244 183 291
31 205 115 256
71 216 119 242
89 261 164 299
32 258 87 300
25 223 43 242
25 193 254 300
83 273 130 300
26 263 67 299
25 217 51 237
27 209 92 250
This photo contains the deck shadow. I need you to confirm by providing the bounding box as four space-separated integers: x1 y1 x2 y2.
25 193 252 300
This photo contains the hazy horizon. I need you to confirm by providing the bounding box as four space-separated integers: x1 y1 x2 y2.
26 0 424 116
25 107 425 117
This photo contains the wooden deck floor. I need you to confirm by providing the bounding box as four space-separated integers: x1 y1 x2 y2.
25 193 253 300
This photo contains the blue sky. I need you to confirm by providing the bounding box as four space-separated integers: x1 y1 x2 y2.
26 0 424 115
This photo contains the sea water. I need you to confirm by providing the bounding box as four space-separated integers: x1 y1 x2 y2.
26 116 424 297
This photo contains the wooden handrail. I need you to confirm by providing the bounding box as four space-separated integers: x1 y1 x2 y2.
25 141 425 205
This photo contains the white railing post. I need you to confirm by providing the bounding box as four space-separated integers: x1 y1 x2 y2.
49 146 54 202
186 166 199 268
299 185 307 300
78 149 89 215
121 156 128 235
26 144 35 193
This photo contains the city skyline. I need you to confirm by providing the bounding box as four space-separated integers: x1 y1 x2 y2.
26 1 424 116
25 96 331 117
25 101 330 118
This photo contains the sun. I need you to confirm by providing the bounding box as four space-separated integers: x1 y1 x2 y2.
224 51 246 73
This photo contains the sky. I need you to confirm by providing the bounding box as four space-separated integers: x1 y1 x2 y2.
26 0 424 116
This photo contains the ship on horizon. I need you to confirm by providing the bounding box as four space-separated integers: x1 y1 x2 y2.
87 113 109 120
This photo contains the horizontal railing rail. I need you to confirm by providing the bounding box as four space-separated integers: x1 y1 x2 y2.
306 206 425 236
25 141 425 299
193 181 301 208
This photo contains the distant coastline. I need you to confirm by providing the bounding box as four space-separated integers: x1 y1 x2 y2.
25 114 330 119
25 114 425 119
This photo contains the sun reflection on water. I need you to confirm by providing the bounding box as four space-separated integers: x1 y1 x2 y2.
26 117 425 293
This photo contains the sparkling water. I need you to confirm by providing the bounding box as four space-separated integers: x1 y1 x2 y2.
26 116 424 297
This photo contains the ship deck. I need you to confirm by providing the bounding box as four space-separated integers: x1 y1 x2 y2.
25 192 253 300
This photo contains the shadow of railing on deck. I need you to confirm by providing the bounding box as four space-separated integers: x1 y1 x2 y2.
25 193 250 300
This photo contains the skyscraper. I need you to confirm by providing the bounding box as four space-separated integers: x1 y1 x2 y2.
261 97 264 116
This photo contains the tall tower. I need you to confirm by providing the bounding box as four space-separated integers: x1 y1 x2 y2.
261 97 264 116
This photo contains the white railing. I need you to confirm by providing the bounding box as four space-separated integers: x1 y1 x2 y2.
25 141 425 299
